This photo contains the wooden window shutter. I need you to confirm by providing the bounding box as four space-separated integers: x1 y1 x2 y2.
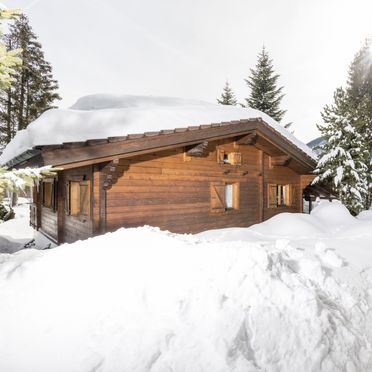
32 186 38 203
217 149 225 164
233 183 240 209
268 184 277 208
52 180 57 211
229 152 242 166
70 181 80 216
290 185 296 206
210 182 226 213
283 185 291 206
43 182 53 208
80 181 91 219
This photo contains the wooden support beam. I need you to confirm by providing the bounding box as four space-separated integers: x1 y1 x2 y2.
57 172 65 244
102 158 120 190
271 155 291 166
186 141 209 157
236 132 257 145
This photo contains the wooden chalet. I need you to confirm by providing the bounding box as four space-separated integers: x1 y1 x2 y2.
8 117 319 244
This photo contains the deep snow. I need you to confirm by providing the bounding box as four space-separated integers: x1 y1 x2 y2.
0 201 372 371
0 199 34 253
0 94 316 165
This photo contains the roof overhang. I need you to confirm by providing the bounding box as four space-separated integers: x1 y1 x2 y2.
6 118 317 173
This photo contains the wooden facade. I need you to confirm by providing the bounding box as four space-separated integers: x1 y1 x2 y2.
19 119 317 244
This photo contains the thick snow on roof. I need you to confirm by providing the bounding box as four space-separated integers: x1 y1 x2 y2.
0 94 316 165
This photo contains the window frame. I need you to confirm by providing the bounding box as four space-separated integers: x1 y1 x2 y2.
210 181 239 213
67 179 91 220
217 149 242 166
268 183 295 208
42 179 56 210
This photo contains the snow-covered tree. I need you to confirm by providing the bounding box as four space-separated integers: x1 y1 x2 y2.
217 81 237 105
346 38 372 207
314 88 369 214
0 7 21 90
244 47 287 123
0 14 60 144
0 166 55 200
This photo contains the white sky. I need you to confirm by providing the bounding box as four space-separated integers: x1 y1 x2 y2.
5 0 372 143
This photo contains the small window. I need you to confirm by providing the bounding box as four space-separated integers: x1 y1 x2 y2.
211 182 239 212
69 180 90 219
217 149 242 166
268 184 295 208
42 181 54 209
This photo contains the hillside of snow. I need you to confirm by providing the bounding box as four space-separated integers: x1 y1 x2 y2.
0 94 316 165
0 201 372 372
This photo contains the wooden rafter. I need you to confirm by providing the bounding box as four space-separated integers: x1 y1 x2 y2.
271 155 291 166
186 141 209 157
236 132 257 145
102 159 120 190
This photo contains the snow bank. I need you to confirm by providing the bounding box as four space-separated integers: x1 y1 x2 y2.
199 201 366 242
0 94 316 165
0 200 34 253
1 202 372 371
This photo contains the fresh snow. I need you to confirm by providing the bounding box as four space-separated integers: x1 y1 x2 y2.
0 94 316 165
0 201 372 371
0 199 34 253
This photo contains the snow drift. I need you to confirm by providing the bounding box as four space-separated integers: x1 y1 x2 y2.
0 94 316 165
0 202 372 372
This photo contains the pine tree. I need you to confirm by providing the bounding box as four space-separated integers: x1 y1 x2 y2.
314 88 368 214
346 38 372 207
0 8 21 90
217 81 237 105
0 14 60 144
245 47 286 123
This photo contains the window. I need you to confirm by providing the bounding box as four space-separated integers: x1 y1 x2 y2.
217 149 242 166
42 181 55 209
210 182 239 212
268 184 295 208
68 180 90 219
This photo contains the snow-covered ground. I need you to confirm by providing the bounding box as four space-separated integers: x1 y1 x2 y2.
0 201 372 372
0 198 34 253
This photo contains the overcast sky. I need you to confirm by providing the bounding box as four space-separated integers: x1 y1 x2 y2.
5 0 372 143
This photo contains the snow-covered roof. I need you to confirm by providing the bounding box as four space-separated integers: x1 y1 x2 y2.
0 94 317 165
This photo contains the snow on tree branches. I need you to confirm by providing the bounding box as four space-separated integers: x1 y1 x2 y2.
0 7 21 90
314 88 368 214
0 166 55 200
314 39 372 214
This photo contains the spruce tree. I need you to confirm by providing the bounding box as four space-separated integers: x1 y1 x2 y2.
314 88 368 214
0 14 60 144
245 47 286 123
217 81 237 105
346 38 372 207
0 8 21 90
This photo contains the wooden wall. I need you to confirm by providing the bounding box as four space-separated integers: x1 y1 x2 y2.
36 139 312 243
61 166 93 244
40 206 58 241
106 139 265 234
262 153 301 220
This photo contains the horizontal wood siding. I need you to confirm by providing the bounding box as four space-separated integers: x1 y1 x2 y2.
62 166 93 243
263 153 301 220
40 206 58 241
106 139 261 233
